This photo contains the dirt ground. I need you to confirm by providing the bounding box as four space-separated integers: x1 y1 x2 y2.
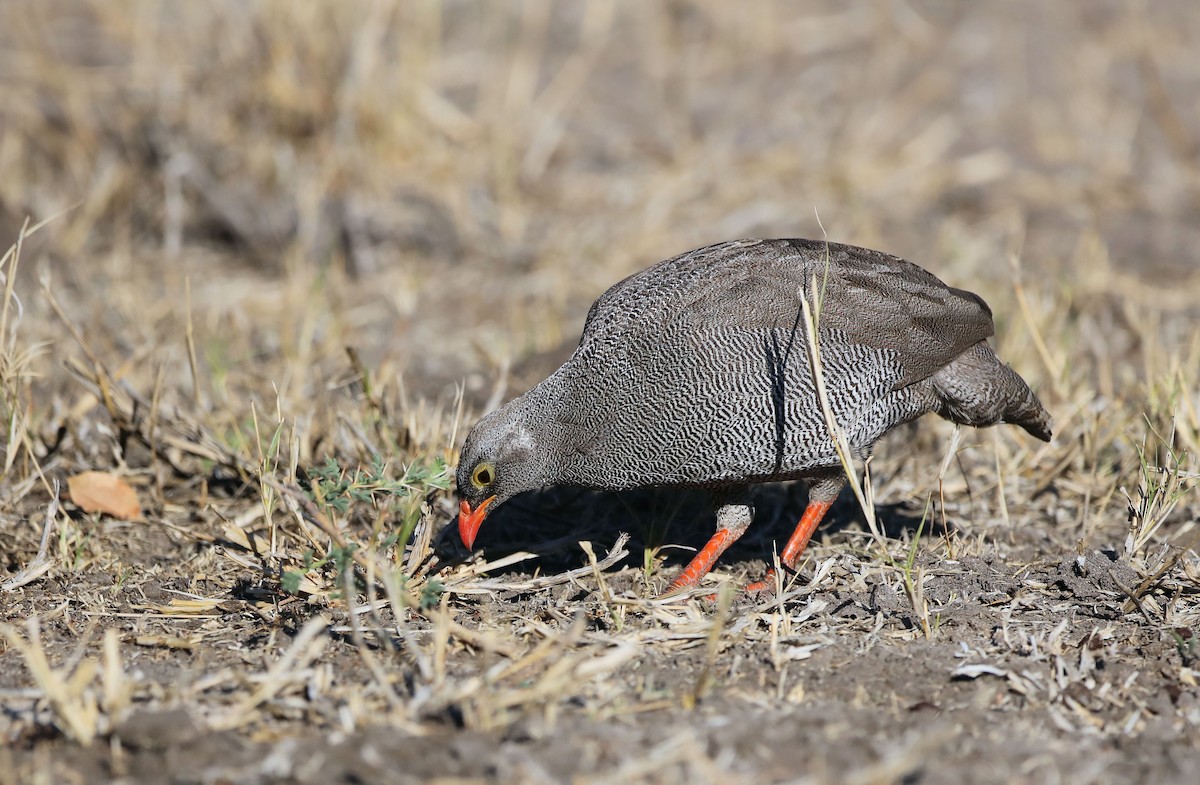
2 2 1199 784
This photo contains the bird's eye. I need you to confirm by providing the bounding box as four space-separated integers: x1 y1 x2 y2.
471 463 495 488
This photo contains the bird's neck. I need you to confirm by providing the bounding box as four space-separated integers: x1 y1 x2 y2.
519 362 635 490
505 378 569 489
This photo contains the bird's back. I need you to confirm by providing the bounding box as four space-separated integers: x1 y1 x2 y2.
575 239 992 384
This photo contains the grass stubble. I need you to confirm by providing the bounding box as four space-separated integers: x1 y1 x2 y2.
1 2 1200 783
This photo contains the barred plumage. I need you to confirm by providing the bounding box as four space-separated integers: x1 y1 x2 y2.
456 238 1052 594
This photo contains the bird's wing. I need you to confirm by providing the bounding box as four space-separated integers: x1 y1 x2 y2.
591 238 995 389
807 240 995 386
576 239 765 349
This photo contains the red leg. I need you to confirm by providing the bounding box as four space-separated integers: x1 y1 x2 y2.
663 503 752 596
664 528 740 595
745 499 834 593
780 498 833 568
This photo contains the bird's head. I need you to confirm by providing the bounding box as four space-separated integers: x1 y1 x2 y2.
455 403 548 550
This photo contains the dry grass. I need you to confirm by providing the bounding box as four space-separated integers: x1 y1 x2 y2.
2 2 1200 783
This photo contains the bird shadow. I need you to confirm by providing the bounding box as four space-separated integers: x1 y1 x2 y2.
435 482 955 579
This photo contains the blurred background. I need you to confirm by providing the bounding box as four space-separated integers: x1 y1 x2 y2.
1 0 1197 443
5 7 1200 780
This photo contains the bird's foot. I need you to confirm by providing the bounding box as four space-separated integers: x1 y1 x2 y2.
745 564 812 596
744 568 780 595
660 567 793 601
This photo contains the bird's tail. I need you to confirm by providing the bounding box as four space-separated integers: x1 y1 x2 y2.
998 363 1053 442
931 342 1053 442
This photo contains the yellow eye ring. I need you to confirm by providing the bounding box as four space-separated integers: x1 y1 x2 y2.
471 463 496 489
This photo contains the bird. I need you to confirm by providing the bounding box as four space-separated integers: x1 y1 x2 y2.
455 238 1052 595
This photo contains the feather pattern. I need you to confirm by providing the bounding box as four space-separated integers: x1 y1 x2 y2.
456 238 1051 516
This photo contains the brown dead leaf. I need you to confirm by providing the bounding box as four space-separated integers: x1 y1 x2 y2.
68 471 143 520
